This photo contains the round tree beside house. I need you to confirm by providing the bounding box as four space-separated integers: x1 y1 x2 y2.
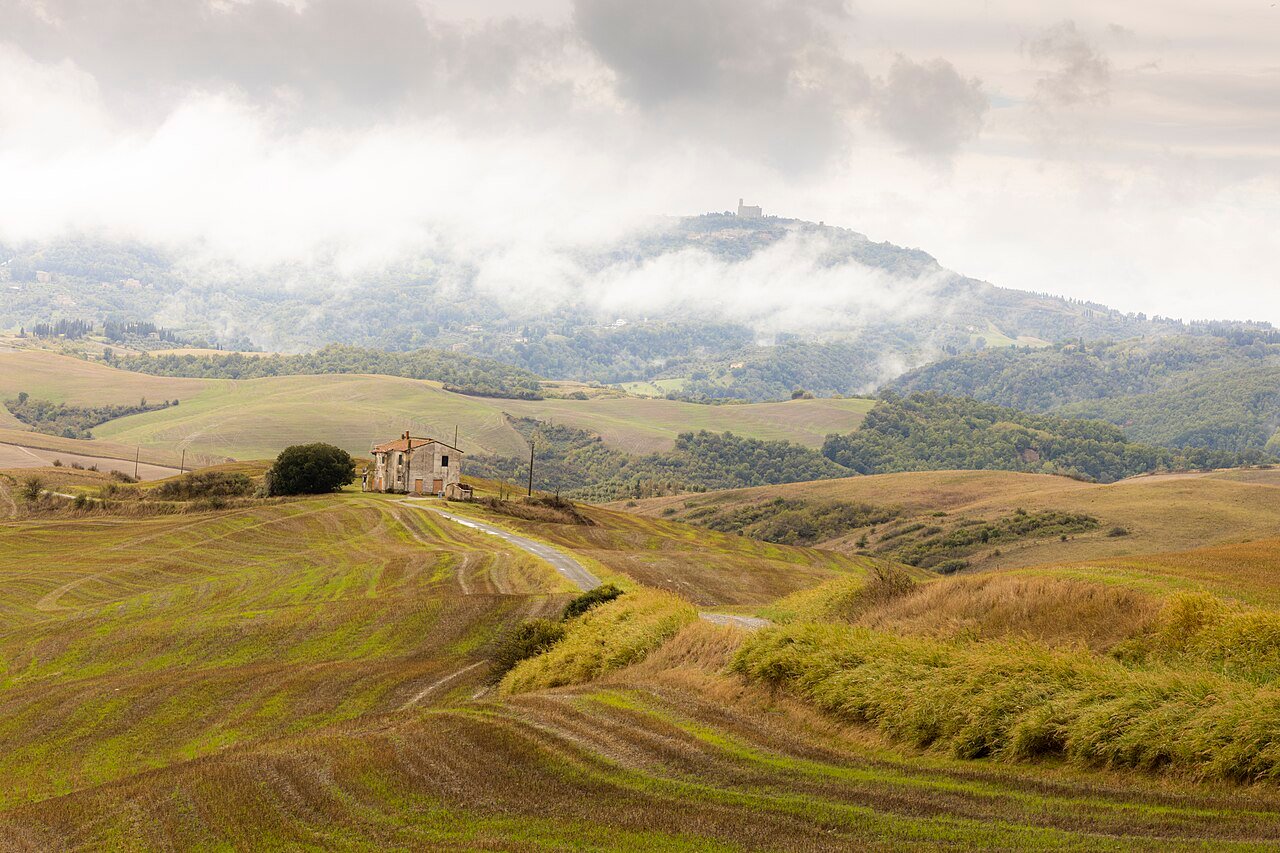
266 443 357 495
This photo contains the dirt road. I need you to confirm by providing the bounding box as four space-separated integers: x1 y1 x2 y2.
406 501 603 592
0 442 181 481
405 500 769 630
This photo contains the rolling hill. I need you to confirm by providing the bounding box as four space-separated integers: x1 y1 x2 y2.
0 349 872 463
622 467 1280 575
4 466 1280 847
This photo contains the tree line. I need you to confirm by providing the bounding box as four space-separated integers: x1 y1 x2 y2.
112 344 547 400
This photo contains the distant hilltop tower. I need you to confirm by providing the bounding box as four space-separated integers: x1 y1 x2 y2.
737 197 762 218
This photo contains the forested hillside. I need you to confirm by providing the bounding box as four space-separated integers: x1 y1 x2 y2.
890 329 1280 451
465 417 851 500
821 393 1269 482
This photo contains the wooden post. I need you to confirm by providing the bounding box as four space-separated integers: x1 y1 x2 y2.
134 447 140 480
179 448 186 475
527 439 535 498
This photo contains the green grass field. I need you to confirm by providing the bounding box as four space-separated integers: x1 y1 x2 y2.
0 350 872 463
4 465 1280 848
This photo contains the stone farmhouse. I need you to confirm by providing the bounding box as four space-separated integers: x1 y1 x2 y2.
364 431 466 497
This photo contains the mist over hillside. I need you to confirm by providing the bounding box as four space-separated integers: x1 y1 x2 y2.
1 212 1185 400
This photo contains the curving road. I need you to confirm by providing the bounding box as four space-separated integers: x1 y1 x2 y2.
404 500 769 630
413 503 603 592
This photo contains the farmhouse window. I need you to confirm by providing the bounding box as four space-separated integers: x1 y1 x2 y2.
441 455 450 467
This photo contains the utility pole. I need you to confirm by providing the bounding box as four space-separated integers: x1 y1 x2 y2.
179 448 186 475
527 439 535 498
133 447 140 480
453 424 458 449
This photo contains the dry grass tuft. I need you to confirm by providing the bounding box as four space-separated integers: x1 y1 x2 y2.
500 588 697 694
630 620 749 675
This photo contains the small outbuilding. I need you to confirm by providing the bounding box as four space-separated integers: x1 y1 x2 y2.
365 431 463 496
444 482 474 501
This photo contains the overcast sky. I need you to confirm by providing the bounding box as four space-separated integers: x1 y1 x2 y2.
1 0 1277 323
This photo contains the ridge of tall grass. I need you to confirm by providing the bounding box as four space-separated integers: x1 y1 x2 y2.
732 621 1280 781
1117 592 1280 683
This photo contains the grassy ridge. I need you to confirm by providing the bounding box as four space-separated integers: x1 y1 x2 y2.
731 529 1280 784
734 620 1280 780
500 588 697 693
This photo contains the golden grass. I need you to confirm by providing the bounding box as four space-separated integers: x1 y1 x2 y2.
859 574 1162 652
733 620 1280 781
1031 538 1280 608
500 588 698 694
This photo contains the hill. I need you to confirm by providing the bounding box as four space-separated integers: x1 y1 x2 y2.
890 329 1280 452
0 349 871 465
2 215 1186 401
622 467 1280 573
818 392 1246 483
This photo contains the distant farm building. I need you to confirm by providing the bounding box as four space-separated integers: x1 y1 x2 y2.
365 431 463 496
737 198 762 218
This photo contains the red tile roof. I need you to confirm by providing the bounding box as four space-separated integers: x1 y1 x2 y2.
371 435 463 454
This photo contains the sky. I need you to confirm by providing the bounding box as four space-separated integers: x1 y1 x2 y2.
1 0 1277 324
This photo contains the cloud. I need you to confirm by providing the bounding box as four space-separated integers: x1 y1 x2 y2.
3 0 578 124
572 0 871 172
1028 20 1111 108
2 0 1275 332
472 228 952 337
873 56 987 160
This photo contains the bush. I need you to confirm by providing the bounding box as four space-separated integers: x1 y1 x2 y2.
154 471 254 500
1107 526 1131 537
562 584 623 620
266 443 356 495
489 619 566 683
20 476 43 502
